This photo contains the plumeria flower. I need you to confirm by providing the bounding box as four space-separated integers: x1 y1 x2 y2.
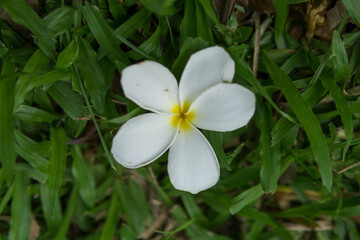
111 46 255 194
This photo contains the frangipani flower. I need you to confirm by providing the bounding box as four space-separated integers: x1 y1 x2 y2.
111 46 255 194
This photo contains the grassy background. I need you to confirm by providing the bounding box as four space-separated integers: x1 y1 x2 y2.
0 0 360 239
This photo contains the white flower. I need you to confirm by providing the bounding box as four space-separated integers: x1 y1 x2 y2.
111 46 255 194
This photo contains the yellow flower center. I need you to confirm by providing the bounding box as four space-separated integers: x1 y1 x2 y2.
170 102 195 131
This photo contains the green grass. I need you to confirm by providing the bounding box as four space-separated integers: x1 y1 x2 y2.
0 0 360 239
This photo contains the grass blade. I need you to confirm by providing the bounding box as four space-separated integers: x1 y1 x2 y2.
203 130 231 171
259 103 280 194
100 182 121 240
230 51 299 125
76 37 107 114
43 6 75 38
14 50 51 109
82 2 129 65
115 8 151 39
342 0 360 26
0 183 14 215
0 0 56 59
104 107 144 124
56 40 79 69
332 30 350 82
14 105 62 122
180 0 197 45
40 183 62 233
0 55 15 184
305 50 353 161
14 143 48 174
54 186 78 240
46 127 67 219
9 172 31 240
262 51 333 192
71 145 95 208
229 184 264 214
273 0 288 44
47 81 89 119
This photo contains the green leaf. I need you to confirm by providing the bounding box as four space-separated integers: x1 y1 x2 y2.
76 37 107 114
54 186 78 240
14 130 50 157
262 51 333 192
14 162 46 183
115 8 152 39
305 51 353 162
56 40 79 69
82 2 129 65
71 145 95 208
46 127 67 219
0 55 15 184
288 0 308 3
180 0 197 46
120 224 137 240
139 0 177 15
245 221 265 240
233 26 253 43
100 182 121 240
118 180 153 234
325 81 352 161
342 0 360 26
43 6 75 38
14 105 62 122
108 0 126 21
229 51 298 125
229 184 264 214
259 103 280 194
198 0 219 25
47 81 89 119
195 0 214 44
0 0 56 59
9 172 31 240
221 164 260 190
14 50 54 108
127 17 167 60
0 183 13 215
180 0 214 46
0 41 8 58
40 183 62 233
273 0 288 45
15 143 48 174
203 130 231 171
182 193 207 224
332 30 350 82
104 107 144 124
280 48 305 75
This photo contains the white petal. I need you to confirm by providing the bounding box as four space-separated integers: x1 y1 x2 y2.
111 113 177 168
121 61 179 114
189 83 255 131
179 46 235 105
168 124 219 194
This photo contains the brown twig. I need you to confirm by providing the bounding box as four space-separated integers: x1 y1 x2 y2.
252 11 260 77
140 207 168 239
337 162 360 174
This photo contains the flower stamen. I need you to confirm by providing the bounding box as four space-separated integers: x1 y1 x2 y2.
170 102 194 131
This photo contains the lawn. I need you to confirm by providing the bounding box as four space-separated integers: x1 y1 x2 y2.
0 0 360 239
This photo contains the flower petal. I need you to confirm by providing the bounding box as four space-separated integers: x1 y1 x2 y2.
179 46 235 105
189 83 255 131
121 61 179 114
168 124 219 194
111 113 177 168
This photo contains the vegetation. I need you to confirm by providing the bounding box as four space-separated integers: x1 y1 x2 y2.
0 0 359 239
